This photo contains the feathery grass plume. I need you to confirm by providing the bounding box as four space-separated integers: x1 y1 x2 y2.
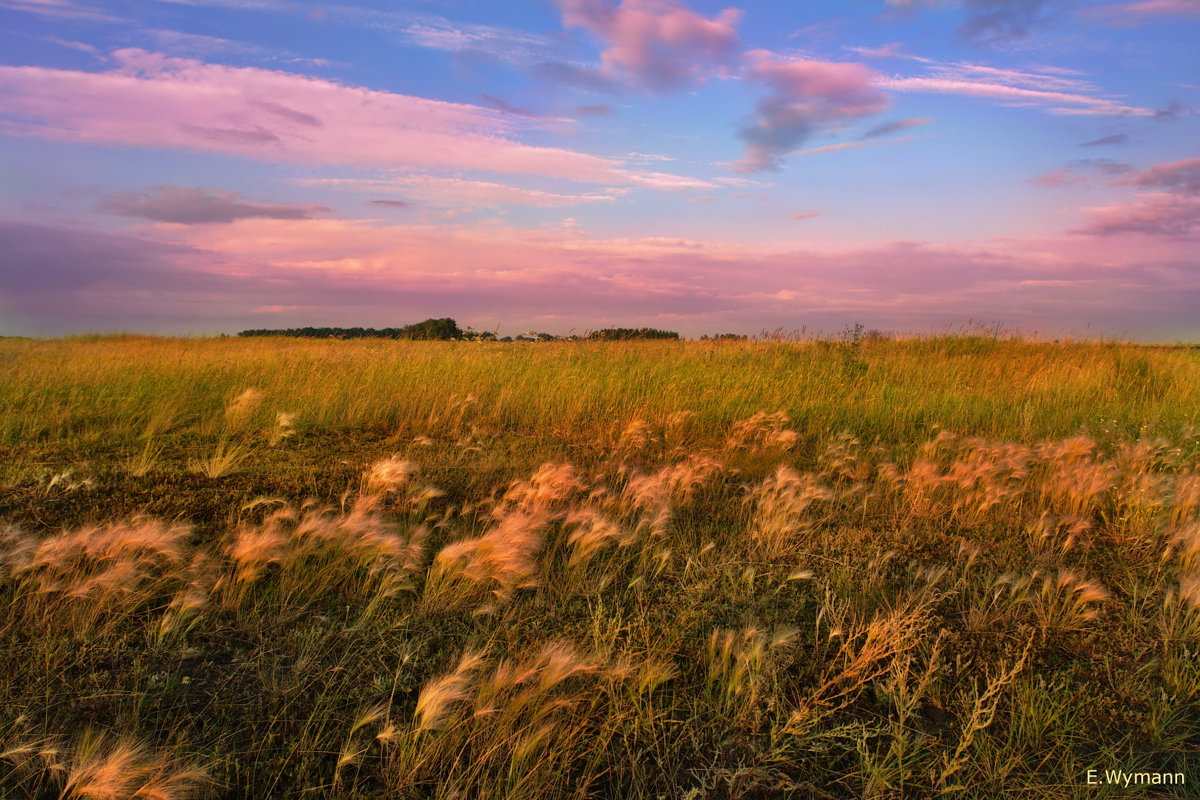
661 409 697 451
423 510 547 613
1166 471 1200 531
334 702 391 787
1030 569 1111 637
748 466 832 561
224 387 265 429
501 462 586 515
59 729 210 800
615 418 659 459
364 456 415 493
361 456 444 508
4 518 191 634
187 438 251 479
1035 435 1117 517
225 499 427 610
40 471 95 495
725 411 800 451
818 431 872 484
424 392 479 437
620 454 724 513
1166 522 1200 572
268 411 297 446
562 508 633 574
152 552 217 644
1024 512 1092 556
0 722 65 799
388 641 615 799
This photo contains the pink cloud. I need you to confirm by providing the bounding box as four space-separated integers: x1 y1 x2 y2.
5 217 1198 339
733 51 888 173
1121 157 1200 195
0 49 708 188
555 0 742 90
1075 194 1200 237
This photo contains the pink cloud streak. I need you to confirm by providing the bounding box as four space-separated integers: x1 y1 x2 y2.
0 49 709 188
874 75 1153 116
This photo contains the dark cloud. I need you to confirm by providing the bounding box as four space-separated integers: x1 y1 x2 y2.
178 124 281 145
957 0 1061 42
97 186 330 224
368 200 414 209
573 103 614 117
1154 98 1186 121
1124 157 1200 195
1075 196 1200 238
1079 133 1129 147
861 117 931 139
734 53 888 173
479 94 539 117
250 100 322 127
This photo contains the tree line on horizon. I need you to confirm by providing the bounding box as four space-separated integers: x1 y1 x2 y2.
235 318 741 342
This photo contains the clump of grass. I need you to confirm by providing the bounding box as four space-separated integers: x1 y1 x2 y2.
124 437 164 477
747 465 832 560
1 725 211 800
382 641 624 799
225 498 427 615
2 518 191 635
422 510 546 613
188 437 252 478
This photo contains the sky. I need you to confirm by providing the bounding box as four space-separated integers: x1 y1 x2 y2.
0 0 1197 339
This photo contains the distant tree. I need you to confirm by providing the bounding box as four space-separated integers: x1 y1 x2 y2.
237 318 465 341
700 333 748 341
587 328 680 341
398 318 463 340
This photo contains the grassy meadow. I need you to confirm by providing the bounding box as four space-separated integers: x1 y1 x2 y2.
2 333 1200 798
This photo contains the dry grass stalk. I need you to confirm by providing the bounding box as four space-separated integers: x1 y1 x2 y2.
3 726 210 800
423 510 547 613
725 411 800 451
748 466 832 561
3 518 191 634
501 462 587 515
226 499 427 605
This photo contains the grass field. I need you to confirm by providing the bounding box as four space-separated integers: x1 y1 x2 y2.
2 334 1199 798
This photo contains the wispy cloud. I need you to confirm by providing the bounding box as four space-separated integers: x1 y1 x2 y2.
298 175 628 208
0 0 121 20
0 50 709 188
1087 0 1200 24
1080 133 1130 146
96 186 329 223
861 117 931 138
875 72 1152 116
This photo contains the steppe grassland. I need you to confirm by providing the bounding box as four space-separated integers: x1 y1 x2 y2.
1 334 1199 798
